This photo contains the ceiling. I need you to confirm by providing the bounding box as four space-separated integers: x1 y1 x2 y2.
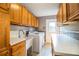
21 3 59 17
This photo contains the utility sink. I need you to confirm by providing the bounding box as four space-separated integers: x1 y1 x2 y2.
26 37 33 50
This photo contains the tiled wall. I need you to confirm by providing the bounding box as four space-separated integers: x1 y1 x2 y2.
11 25 35 32
10 25 36 39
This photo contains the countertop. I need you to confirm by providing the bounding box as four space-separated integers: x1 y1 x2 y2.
10 38 26 45
52 34 79 55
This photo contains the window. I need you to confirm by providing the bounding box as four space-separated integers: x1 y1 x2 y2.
48 21 56 32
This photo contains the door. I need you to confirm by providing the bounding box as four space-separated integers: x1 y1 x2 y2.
46 19 56 43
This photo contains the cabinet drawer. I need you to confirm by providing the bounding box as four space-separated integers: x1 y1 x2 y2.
12 41 25 53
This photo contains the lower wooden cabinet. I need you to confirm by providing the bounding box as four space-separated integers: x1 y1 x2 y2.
12 47 26 56
11 40 26 56
0 48 9 56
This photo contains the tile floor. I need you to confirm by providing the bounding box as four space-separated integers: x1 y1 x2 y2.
37 43 52 56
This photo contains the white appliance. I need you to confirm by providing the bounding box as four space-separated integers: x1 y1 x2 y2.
26 37 33 50
32 32 45 53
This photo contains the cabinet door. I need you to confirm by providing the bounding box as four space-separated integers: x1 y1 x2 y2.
19 47 26 56
0 12 10 55
0 3 10 10
69 4 79 16
22 7 28 26
9 4 22 24
59 4 63 23
12 41 26 56
62 3 67 22
67 3 79 20
28 12 32 26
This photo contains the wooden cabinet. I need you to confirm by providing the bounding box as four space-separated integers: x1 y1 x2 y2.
57 3 79 25
11 41 26 56
0 4 10 10
0 11 10 56
22 6 28 26
31 15 39 28
28 12 32 26
31 15 34 27
9 4 22 25
57 3 69 25
62 4 68 22
59 4 63 23
67 3 79 20
9 3 39 28
0 3 10 13
0 48 9 56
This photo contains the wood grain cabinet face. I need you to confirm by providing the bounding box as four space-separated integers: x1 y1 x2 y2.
9 4 22 25
28 12 32 26
0 50 9 56
0 3 10 10
62 4 68 22
0 12 10 56
22 7 28 26
0 12 10 49
57 3 68 25
11 41 26 56
67 3 79 20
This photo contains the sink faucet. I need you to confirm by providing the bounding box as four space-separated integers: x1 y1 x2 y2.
18 30 25 38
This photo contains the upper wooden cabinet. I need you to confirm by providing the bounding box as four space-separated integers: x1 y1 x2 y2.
22 6 28 26
67 3 79 20
28 12 32 26
57 3 79 25
57 3 67 24
8 3 39 28
0 11 10 56
9 4 22 25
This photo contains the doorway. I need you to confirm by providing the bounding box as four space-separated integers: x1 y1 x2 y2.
46 19 56 44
